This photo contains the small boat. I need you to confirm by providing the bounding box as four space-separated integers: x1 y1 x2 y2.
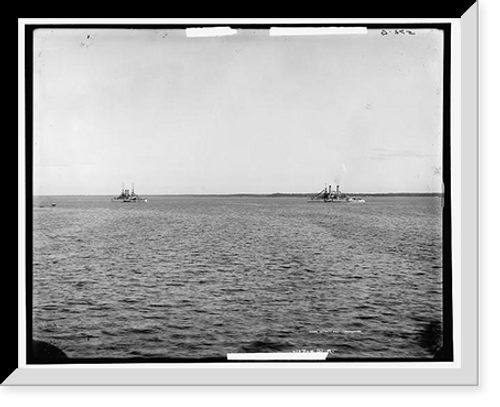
38 197 57 208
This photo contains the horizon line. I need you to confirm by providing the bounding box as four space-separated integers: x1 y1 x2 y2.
33 191 444 197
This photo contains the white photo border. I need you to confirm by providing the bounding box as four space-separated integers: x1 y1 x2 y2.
10 10 478 385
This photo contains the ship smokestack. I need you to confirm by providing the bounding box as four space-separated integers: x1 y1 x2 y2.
336 185 340 194
328 185 332 194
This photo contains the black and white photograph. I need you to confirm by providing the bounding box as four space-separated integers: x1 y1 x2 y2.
28 23 452 364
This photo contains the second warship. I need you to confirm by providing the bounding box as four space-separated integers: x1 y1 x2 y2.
308 184 365 203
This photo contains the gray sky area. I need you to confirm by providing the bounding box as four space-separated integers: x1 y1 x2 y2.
33 28 443 195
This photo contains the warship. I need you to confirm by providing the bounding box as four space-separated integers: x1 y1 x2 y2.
308 184 365 203
112 183 147 203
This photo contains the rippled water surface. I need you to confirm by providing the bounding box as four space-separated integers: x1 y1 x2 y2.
32 196 443 360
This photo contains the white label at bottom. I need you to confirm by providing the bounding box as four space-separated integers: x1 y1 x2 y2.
227 352 329 361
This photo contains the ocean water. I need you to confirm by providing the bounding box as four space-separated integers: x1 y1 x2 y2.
32 196 443 360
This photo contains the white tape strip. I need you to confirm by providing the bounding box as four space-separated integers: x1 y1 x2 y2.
269 27 367 36
186 27 238 38
227 352 329 361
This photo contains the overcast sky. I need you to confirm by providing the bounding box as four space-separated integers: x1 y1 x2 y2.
33 27 443 195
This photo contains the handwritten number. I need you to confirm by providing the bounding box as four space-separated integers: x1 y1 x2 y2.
381 29 416 36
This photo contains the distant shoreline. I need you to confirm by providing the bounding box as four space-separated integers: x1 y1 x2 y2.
34 192 444 198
